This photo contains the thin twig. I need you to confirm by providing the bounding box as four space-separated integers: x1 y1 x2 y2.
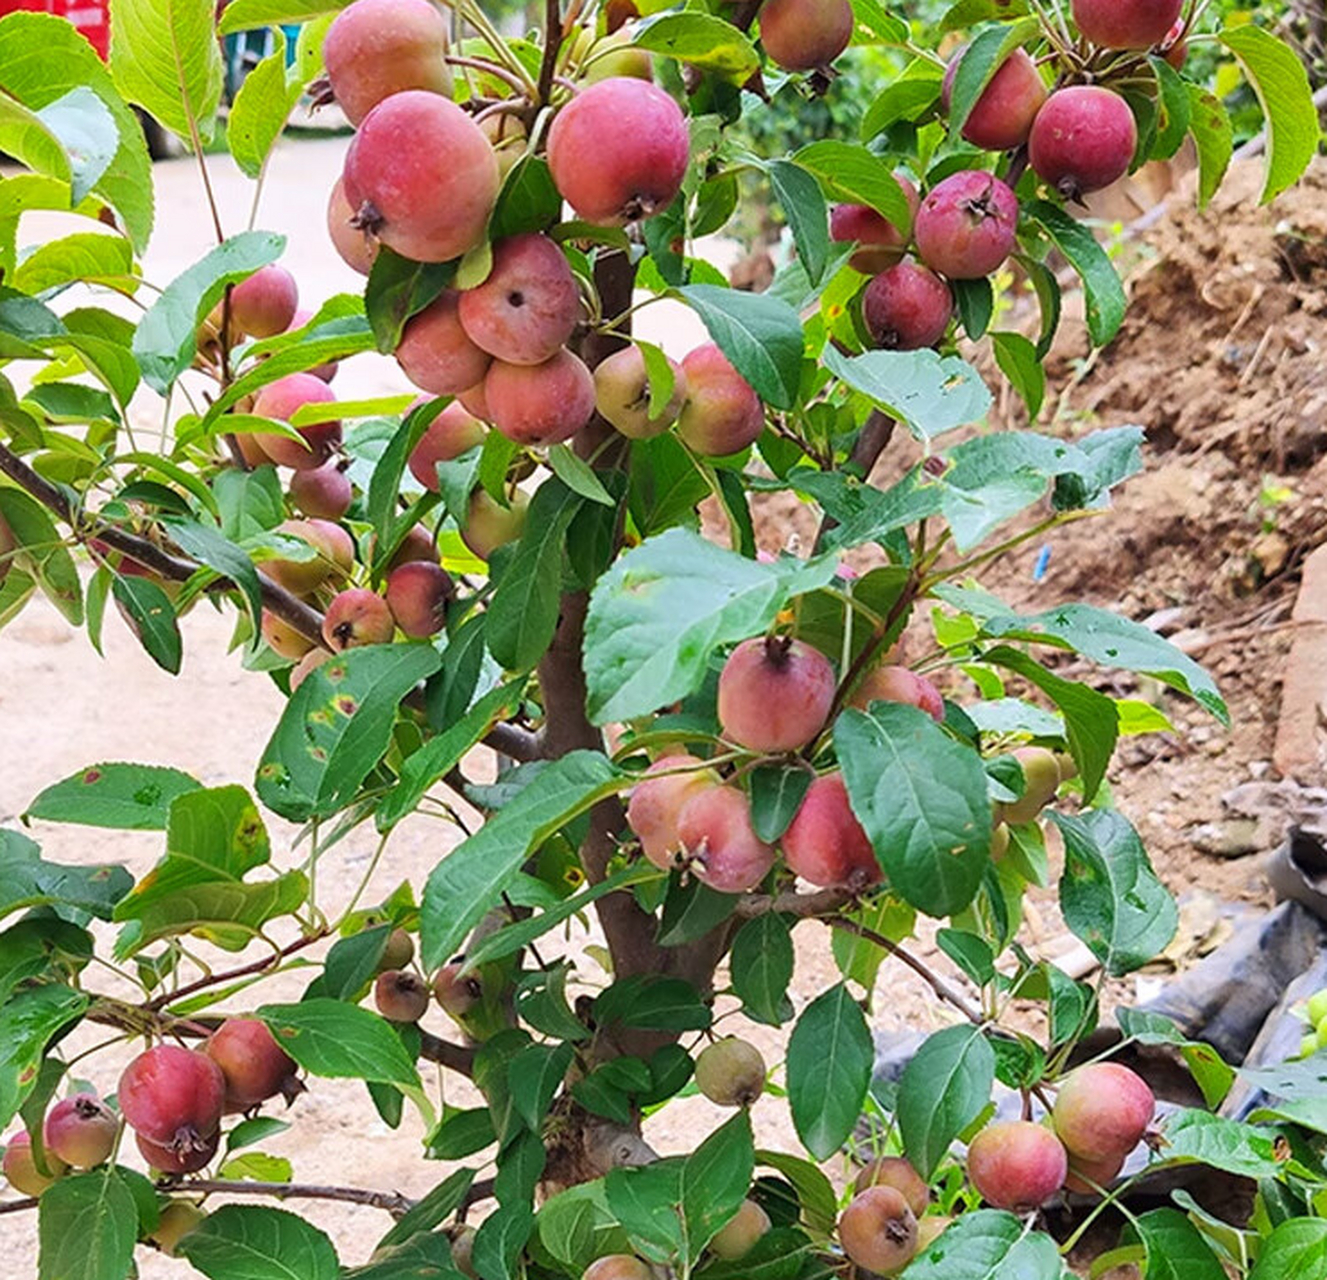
832 919 983 1024
159 1178 417 1215
0 1197 38 1216
734 887 852 918
144 930 329 1012
536 0 562 106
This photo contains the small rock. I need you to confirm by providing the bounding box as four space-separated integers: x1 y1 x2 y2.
1189 817 1261 858
1250 760 1272 779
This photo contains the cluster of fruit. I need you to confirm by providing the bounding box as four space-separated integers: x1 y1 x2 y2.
1293 989 1327 1059
627 634 1070 892
831 0 1186 353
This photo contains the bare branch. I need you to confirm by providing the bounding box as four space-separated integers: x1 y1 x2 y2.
734 886 852 919
143 930 330 1012
418 1028 477 1076
832 918 983 1024
159 1178 417 1215
0 1196 38 1216
484 721 542 763
536 0 562 105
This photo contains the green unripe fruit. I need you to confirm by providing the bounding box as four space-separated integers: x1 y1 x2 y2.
695 1037 766 1107
1306 989 1327 1026
150 1200 207 1255
1300 1033 1320 1060
999 747 1061 825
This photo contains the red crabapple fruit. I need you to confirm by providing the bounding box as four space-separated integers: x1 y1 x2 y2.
1052 1063 1155 1162
863 261 953 351
229 265 298 339
322 588 395 650
782 772 880 890
432 962 482 1022
593 345 688 439
290 648 332 690
1072 0 1182 50
289 463 352 520
583 1257 653 1280
379 927 415 972
913 170 1019 280
327 178 378 275
395 291 494 398
485 349 596 446
839 1185 920 1274
942 46 1047 152
966 1121 1068 1211
375 970 430 1022
1064 1151 1126 1195
386 522 437 571
263 518 348 596
717 635 836 753
830 176 919 274
323 0 453 125
44 1094 117 1168
343 92 499 263
118 1045 226 1161
695 1037 766 1107
252 373 341 471
1029 86 1138 199
675 344 764 456
547 78 689 225
137 1129 220 1175
850 664 944 722
677 785 776 892
627 755 720 870
854 1155 930 1217
759 0 853 71
408 402 487 490
206 1018 300 1111
386 561 453 637
457 234 581 366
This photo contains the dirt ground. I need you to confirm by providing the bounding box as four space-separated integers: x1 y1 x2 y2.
2 138 1325 1276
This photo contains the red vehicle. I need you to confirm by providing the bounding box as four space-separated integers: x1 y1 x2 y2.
0 0 109 57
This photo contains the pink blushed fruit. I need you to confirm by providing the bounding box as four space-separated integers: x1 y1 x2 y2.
457 234 581 366
943 46 1047 152
838 1185 920 1274
375 969 430 1022
547 78 689 225
290 647 332 690
676 343 764 456
782 772 879 890
717 635 836 753
863 261 953 351
458 380 490 420
1072 0 1183 50
137 1129 220 1175
967 1121 1068 1211
627 755 719 870
594 345 688 440
396 291 494 398
118 1045 226 1162
914 170 1019 280
485 349 596 446
433 961 482 1021
1064 1151 1126 1195
44 1094 117 1168
3 1131 67 1195
229 265 298 339
1029 85 1138 200
289 463 352 520
262 517 351 596
323 0 453 125
343 91 499 263
677 785 776 893
850 664 944 722
759 0 853 71
408 402 487 490
327 177 378 276
386 522 437 570
322 588 395 650
252 373 341 471
206 1018 300 1111
830 177 919 274
583 1257 653 1280
1052 1063 1156 1162
386 560 453 637
262 610 317 660
854 1156 930 1217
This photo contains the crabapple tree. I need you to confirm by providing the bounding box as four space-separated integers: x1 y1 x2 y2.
0 0 1320 1278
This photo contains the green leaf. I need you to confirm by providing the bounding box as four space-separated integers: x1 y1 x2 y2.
978 602 1228 724
227 32 299 179
628 434 709 536
605 1158 685 1259
730 913 794 1026
1219 24 1320 204
1026 200 1127 348
793 141 914 233
1154 1108 1281 1179
675 284 804 411
583 528 837 724
508 1042 574 1133
376 1167 476 1251
594 975 713 1032
634 13 759 80
861 59 944 140
12 230 131 294
1052 808 1177 977
487 478 586 672
37 1168 138 1280
419 752 622 970
108 0 223 146
256 643 443 823
133 231 284 393
1249 1219 1327 1280
1 984 90 1130
258 1000 421 1090
0 829 131 920
681 1111 755 1261
0 14 153 249
218 0 340 32
822 345 991 445
165 518 266 636
490 156 561 240
0 486 82 624
427 1106 497 1159
656 877 738 947
754 1150 838 1236
472 1203 533 1280
748 765 812 844
1128 1207 1228 1280
177 1205 339 1280
836 704 991 917
904 1209 1061 1279
24 762 199 830
546 444 614 507
990 331 1045 421
786 984 873 1161
897 1024 995 1180
111 575 181 674
364 248 455 353
947 19 1040 136
767 160 829 286
1186 85 1233 209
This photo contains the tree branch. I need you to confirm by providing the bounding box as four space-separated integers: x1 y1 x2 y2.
418 1028 477 1076
734 886 852 918
813 409 895 554
0 1196 38 1216
832 918 983 1024
483 722 541 762
536 0 562 105
0 441 324 644
158 1178 417 1215
143 929 330 1012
